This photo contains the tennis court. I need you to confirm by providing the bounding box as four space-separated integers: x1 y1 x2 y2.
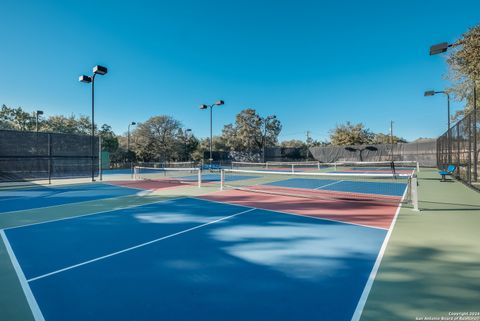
1 164 418 321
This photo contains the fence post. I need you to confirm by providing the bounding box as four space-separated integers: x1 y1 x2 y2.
48 133 52 185
99 136 103 181
457 125 460 175
473 84 477 182
468 114 472 184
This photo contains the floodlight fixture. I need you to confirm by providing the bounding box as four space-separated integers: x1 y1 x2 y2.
93 65 108 75
429 42 450 55
79 75 92 83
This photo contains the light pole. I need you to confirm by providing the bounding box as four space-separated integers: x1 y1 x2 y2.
127 122 136 152
430 41 476 180
35 110 43 132
79 65 108 182
390 121 394 161
424 90 451 163
200 100 224 164
184 128 192 161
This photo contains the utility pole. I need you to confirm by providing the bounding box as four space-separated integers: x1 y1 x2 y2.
306 131 311 161
390 121 394 161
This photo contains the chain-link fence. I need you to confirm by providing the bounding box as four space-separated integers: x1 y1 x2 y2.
309 141 437 167
0 129 99 183
437 108 479 190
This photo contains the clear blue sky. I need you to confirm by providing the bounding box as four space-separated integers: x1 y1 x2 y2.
0 0 478 142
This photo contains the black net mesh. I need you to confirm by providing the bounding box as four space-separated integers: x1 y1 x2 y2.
0 130 99 182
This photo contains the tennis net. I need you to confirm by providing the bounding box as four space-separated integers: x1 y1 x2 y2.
231 161 320 172
133 166 202 187
330 161 420 172
220 168 418 210
135 161 195 168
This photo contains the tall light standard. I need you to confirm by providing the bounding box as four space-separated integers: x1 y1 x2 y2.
200 100 224 163
430 41 477 180
79 65 108 182
127 122 136 152
35 110 44 132
425 90 451 163
184 128 192 161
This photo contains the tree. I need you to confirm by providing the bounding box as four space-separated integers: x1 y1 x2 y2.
99 124 119 153
372 133 407 144
43 114 93 134
0 105 36 131
280 139 306 148
131 115 184 162
330 122 375 146
446 24 480 120
220 108 282 152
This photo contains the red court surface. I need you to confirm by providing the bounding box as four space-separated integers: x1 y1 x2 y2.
198 188 401 229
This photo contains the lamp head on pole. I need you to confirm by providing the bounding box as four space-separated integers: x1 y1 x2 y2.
424 90 436 97
36 110 44 116
131 122 136 125
93 65 108 75
79 75 92 83
215 100 224 106
429 42 450 55
200 104 208 110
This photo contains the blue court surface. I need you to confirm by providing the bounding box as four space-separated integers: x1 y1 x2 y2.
0 183 140 214
4 197 387 321
263 177 408 197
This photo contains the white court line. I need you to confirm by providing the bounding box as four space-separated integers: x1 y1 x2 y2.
4 196 187 231
27 208 256 283
195 196 389 231
0 181 152 215
1 230 45 321
314 180 344 190
350 186 409 321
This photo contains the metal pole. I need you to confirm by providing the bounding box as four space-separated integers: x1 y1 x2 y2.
48 133 52 185
306 131 310 161
209 105 213 163
473 82 477 181
263 120 267 163
390 121 394 161
91 75 96 182
36 112 39 132
99 136 102 181
127 125 131 152
447 93 451 164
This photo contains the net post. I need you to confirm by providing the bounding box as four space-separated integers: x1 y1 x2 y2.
317 162 320 170
220 169 225 190
411 174 419 211
291 164 294 173
198 169 202 188
416 161 420 173
133 166 138 180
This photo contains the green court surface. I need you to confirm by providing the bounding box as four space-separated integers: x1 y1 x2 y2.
0 169 479 321
360 169 480 321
